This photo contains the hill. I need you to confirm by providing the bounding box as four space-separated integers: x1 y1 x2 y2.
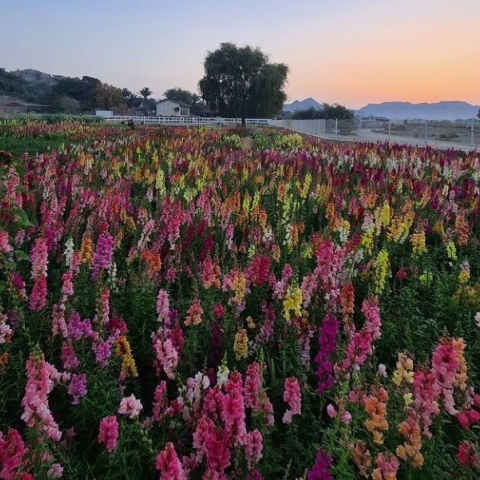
356 101 480 121
283 98 323 113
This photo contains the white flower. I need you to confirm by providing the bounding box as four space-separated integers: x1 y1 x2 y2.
378 364 387 377
217 364 230 387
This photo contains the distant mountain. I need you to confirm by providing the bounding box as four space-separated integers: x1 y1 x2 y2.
283 97 323 113
356 101 480 121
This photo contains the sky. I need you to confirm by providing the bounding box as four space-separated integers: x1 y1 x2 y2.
1 0 479 109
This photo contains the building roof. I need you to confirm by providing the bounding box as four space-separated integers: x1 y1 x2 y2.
156 99 191 108
0 95 48 107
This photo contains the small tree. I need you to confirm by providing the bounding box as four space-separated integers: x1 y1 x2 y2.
477 108 480 120
139 87 153 115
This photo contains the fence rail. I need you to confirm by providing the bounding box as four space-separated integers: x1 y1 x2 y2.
105 116 271 127
271 118 479 150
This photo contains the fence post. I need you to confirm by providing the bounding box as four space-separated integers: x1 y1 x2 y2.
471 118 475 148
388 121 391 142
424 120 428 146
335 119 338 138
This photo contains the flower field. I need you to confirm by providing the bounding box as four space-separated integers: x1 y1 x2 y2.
1 121 480 479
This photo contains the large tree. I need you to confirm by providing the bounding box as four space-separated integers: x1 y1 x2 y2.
163 88 194 105
199 42 289 126
478 108 480 120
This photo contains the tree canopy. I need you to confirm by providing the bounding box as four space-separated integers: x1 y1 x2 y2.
163 88 194 105
199 42 288 126
292 104 354 120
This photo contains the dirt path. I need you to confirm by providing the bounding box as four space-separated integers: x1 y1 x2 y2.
242 136 254 151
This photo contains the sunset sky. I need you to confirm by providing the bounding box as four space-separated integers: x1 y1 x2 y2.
1 0 479 109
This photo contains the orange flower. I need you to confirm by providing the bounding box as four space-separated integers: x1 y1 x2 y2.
350 441 371 477
362 387 389 445
396 409 423 468
184 298 203 326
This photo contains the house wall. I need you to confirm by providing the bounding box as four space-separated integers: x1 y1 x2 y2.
156 100 181 117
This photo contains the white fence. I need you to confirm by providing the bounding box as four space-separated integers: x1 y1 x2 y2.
105 116 272 127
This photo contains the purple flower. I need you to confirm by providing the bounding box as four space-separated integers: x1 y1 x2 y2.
68 374 87 405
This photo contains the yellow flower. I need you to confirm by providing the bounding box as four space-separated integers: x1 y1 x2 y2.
458 262 470 285
114 336 138 379
283 286 303 321
446 241 457 260
410 232 426 256
234 329 248 360
392 353 414 386
403 393 413 406
374 250 390 294
418 270 432 286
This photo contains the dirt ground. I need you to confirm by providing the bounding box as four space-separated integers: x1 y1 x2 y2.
242 136 254 151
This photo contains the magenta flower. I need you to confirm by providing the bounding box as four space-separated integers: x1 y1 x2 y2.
0 428 29 479
307 450 333 480
245 430 263 470
155 442 186 479
98 416 118 453
314 315 339 394
244 362 261 410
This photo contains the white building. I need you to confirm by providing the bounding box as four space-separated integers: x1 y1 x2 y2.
156 99 191 117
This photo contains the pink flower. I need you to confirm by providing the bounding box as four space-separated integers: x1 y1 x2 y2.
340 409 352 425
21 353 62 442
29 238 49 310
155 442 186 479
326 404 337 419
245 430 263 470
378 364 387 377
475 312 480 328
98 416 118 453
152 337 178 379
0 231 13 254
282 377 301 424
222 372 247 446
91 233 113 280
152 381 167 424
243 363 261 410
46 463 63 478
457 440 480 470
372 452 400 480
0 312 13 344
156 289 170 324
118 394 143 419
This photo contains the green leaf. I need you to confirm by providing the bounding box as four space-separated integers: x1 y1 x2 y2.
14 249 29 261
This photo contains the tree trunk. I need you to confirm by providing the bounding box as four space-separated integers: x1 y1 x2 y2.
241 96 246 128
